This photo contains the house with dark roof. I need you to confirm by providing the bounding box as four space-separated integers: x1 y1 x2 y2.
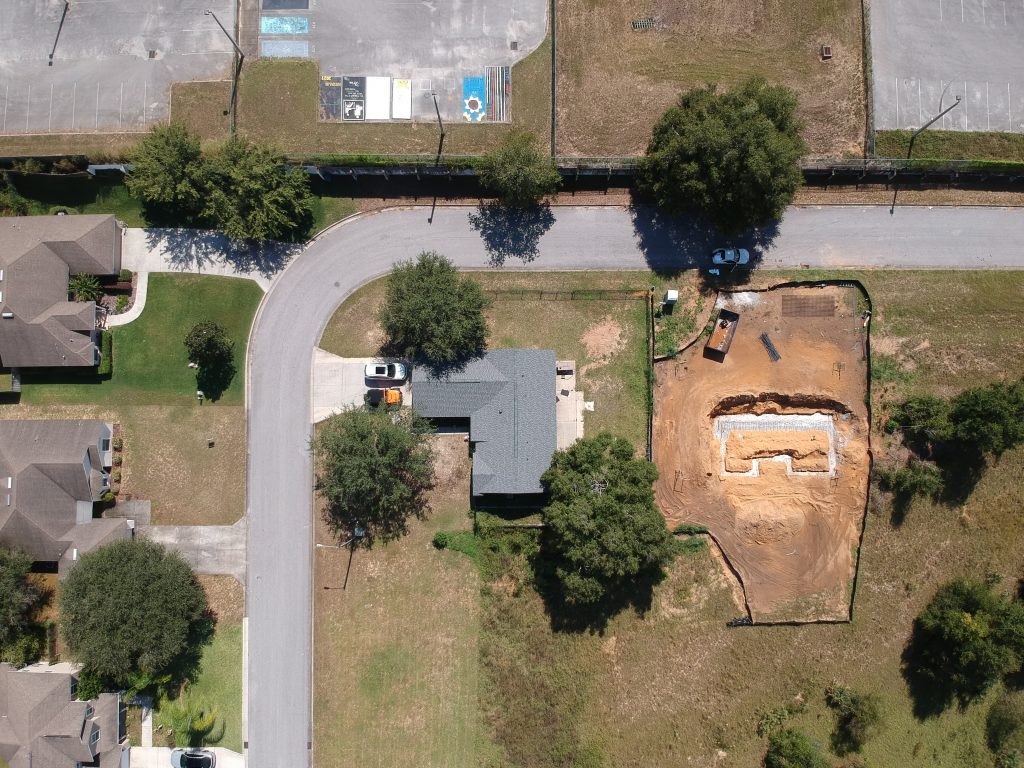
412 349 557 496
0 662 128 768
0 215 122 369
0 420 129 575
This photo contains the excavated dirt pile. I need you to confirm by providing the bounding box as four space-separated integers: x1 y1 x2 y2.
653 286 870 623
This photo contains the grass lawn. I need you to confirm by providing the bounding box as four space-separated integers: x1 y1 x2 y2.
557 0 865 157
320 268 1024 768
313 435 492 768
20 273 262 407
318 271 672 450
10 175 146 227
875 130 1024 163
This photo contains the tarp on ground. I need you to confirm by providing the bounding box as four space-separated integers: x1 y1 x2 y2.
391 78 412 119
365 76 391 120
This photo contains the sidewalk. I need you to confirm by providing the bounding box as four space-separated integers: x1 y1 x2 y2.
109 228 302 327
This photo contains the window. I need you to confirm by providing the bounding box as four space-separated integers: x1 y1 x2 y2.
90 728 100 744
100 438 111 452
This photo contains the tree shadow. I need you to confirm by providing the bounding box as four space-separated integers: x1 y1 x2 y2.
900 619 979 719
143 228 301 281
627 202 781 283
531 546 667 634
196 355 236 402
466 203 555 266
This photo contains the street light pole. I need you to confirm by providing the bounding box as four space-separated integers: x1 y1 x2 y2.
204 9 244 137
890 91 962 215
430 91 446 167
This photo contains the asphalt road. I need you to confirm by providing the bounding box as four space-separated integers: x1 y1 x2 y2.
245 204 1024 768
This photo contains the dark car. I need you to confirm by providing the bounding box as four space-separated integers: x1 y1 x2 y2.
170 749 216 768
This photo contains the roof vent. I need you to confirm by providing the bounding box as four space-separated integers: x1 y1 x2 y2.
1 312 12 319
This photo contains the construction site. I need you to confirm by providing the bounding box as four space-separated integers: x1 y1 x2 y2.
653 285 871 623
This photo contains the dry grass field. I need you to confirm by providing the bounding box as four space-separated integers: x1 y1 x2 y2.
556 0 865 157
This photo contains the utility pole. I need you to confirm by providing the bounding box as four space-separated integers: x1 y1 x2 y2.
205 9 244 137
890 88 961 215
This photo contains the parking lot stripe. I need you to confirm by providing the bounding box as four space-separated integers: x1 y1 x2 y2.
143 80 147 123
1010 83 1013 130
895 77 899 127
71 82 77 130
987 81 991 130
918 80 923 124
2 85 7 133
119 81 124 129
48 83 53 132
94 82 99 129
25 84 30 131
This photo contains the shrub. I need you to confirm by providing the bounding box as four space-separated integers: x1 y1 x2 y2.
825 683 882 754
764 728 830 768
889 394 952 446
69 273 103 303
0 626 44 668
51 157 84 174
48 205 75 215
113 437 123 451
112 471 122 483
477 130 561 207
12 158 45 174
114 295 130 314
672 523 709 535
884 459 944 500
988 690 1024 759
97 331 113 376
0 173 29 216
113 455 122 467
74 668 109 701
949 380 1024 456
100 491 115 505
119 268 133 282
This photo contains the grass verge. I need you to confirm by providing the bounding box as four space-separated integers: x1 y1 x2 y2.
875 130 1024 163
19 273 262 406
9 174 146 226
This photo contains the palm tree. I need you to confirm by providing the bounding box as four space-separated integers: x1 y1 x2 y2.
167 688 223 748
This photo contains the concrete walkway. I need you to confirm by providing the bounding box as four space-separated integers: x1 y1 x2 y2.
139 518 246 582
108 228 303 327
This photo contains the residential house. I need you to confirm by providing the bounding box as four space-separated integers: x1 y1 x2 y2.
0 662 128 768
0 214 122 369
0 420 129 574
412 349 557 497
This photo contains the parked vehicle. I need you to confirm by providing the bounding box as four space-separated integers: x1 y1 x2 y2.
366 387 403 407
170 749 216 768
711 247 750 268
364 362 408 381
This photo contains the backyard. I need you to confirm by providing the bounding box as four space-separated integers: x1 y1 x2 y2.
313 268 1024 767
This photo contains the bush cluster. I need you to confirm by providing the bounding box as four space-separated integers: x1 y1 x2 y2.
825 683 882 754
97 331 113 376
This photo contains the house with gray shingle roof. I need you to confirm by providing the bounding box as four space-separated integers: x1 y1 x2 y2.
0 420 129 574
0 215 121 369
0 662 127 768
412 349 557 496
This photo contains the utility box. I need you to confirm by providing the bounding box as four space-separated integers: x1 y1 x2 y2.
820 45 833 60
664 289 679 306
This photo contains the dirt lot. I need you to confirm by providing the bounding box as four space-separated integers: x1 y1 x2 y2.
557 0 865 157
653 286 869 622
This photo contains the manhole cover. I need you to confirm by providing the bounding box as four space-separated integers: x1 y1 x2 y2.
510 40 518 50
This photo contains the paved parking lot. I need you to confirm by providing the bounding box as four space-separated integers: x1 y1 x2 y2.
0 0 234 135
256 0 546 121
871 0 1024 132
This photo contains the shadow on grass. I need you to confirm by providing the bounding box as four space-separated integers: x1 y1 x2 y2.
195 357 237 402
531 547 667 634
900 622 972 719
467 203 555 266
19 367 110 387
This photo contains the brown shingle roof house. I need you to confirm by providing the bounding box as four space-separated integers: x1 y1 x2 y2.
0 420 129 575
0 662 128 768
0 215 122 369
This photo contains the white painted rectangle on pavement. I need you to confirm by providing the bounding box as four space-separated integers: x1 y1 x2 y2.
365 76 391 120
391 78 411 119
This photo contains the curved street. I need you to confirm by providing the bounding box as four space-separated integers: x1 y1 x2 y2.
244 204 1024 768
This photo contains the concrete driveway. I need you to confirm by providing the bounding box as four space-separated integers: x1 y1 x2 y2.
140 519 246 582
245 204 1024 768
311 350 412 422
130 747 244 768
0 0 234 134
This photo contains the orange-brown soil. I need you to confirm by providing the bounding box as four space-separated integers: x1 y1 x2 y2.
653 287 870 623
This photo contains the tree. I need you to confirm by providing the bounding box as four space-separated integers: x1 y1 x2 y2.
166 688 223 748
378 251 490 368
888 394 953 448
903 577 1024 711
60 539 212 688
125 123 208 222
825 684 882 755
184 321 236 400
637 77 806 233
949 381 1024 456
477 131 561 207
0 549 41 650
69 273 103 303
764 728 831 768
314 407 435 547
203 137 314 241
539 432 675 608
